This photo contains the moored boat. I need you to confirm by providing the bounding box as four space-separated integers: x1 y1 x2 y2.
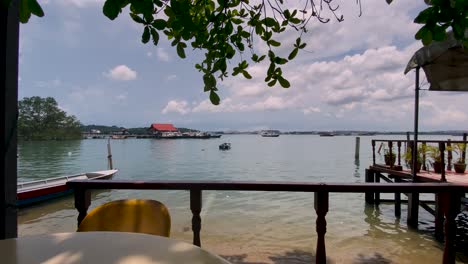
260 130 280 137
17 169 118 206
219 143 231 150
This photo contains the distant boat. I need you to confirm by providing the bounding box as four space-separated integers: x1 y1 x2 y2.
260 130 280 137
209 134 222 138
319 133 335 137
219 143 231 150
17 169 118 207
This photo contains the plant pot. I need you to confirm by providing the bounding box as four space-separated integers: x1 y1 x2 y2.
432 161 442 173
384 154 396 166
410 161 422 173
454 162 466 173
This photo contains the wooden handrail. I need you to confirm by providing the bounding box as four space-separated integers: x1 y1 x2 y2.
68 180 467 264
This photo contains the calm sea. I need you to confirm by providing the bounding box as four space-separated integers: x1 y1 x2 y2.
17 135 467 263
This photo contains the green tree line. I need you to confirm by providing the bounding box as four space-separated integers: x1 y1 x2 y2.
18 96 82 140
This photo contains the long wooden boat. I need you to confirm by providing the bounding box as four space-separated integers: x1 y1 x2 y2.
17 169 118 206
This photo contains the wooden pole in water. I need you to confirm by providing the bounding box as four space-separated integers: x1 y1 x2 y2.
107 138 113 170
354 137 360 160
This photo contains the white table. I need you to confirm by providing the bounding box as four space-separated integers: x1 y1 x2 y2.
0 232 230 264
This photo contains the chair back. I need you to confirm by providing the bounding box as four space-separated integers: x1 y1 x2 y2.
77 199 171 237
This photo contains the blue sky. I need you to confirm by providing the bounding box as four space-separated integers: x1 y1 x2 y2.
19 0 468 131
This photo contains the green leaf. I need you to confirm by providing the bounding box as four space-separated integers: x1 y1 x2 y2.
19 0 31 23
415 26 428 40
176 42 186 58
28 0 44 17
277 76 290 88
268 40 281 47
209 91 220 105
150 28 159 45
414 7 433 24
288 48 299 60
103 0 122 20
267 79 277 87
422 29 433 45
130 13 145 24
152 19 167 30
241 70 252 79
431 25 446 41
142 26 150 43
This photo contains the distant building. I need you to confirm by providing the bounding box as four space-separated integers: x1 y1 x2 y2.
149 123 180 137
90 129 101 134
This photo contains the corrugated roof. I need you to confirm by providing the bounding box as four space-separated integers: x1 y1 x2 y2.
150 123 178 131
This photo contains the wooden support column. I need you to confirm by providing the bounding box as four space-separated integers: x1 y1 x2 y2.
407 192 419 228
439 143 446 182
365 169 374 204
315 192 329 264
0 0 19 239
374 173 380 205
434 193 444 242
439 192 460 264
190 189 202 247
394 178 401 218
74 188 91 226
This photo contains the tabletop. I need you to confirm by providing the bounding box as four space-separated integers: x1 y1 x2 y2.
0 232 230 264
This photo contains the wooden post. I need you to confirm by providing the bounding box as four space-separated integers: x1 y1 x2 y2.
422 142 427 171
394 178 401 218
190 189 202 247
0 0 19 239
439 143 446 182
407 192 419 228
463 133 467 161
354 137 360 160
374 173 380 205
371 140 376 165
315 192 329 264
107 138 113 170
365 169 375 204
439 192 460 264
74 188 91 227
434 193 444 242
397 141 402 166
406 132 410 153
388 141 393 168
446 140 452 171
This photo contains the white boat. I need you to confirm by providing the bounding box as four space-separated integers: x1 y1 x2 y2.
17 169 118 206
260 130 280 137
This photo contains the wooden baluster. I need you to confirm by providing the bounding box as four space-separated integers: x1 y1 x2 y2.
439 143 446 182
372 140 376 165
190 189 202 247
463 133 467 161
388 141 393 168
397 141 402 166
439 192 460 264
74 187 91 227
315 192 329 264
422 142 427 171
446 140 452 171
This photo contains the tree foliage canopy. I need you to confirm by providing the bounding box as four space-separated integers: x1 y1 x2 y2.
18 97 82 140
8 0 468 104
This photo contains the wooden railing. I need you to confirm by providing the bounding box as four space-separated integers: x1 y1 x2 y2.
67 180 467 264
372 138 467 181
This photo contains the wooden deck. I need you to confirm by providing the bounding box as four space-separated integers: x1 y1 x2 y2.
370 164 468 186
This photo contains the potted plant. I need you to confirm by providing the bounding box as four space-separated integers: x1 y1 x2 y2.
405 145 424 172
426 145 443 173
451 143 466 173
384 148 396 166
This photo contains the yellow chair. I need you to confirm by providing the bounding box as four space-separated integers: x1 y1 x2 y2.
77 199 171 237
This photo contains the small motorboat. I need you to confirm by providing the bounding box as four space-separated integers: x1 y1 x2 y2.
219 143 231 150
17 169 118 207
260 130 280 137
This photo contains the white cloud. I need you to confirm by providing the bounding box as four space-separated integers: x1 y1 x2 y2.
105 65 137 81
57 0 104 8
166 74 177 81
146 52 153 57
162 100 190 115
156 48 170 62
303 107 321 115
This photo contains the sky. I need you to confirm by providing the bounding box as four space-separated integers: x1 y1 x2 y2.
19 0 468 131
